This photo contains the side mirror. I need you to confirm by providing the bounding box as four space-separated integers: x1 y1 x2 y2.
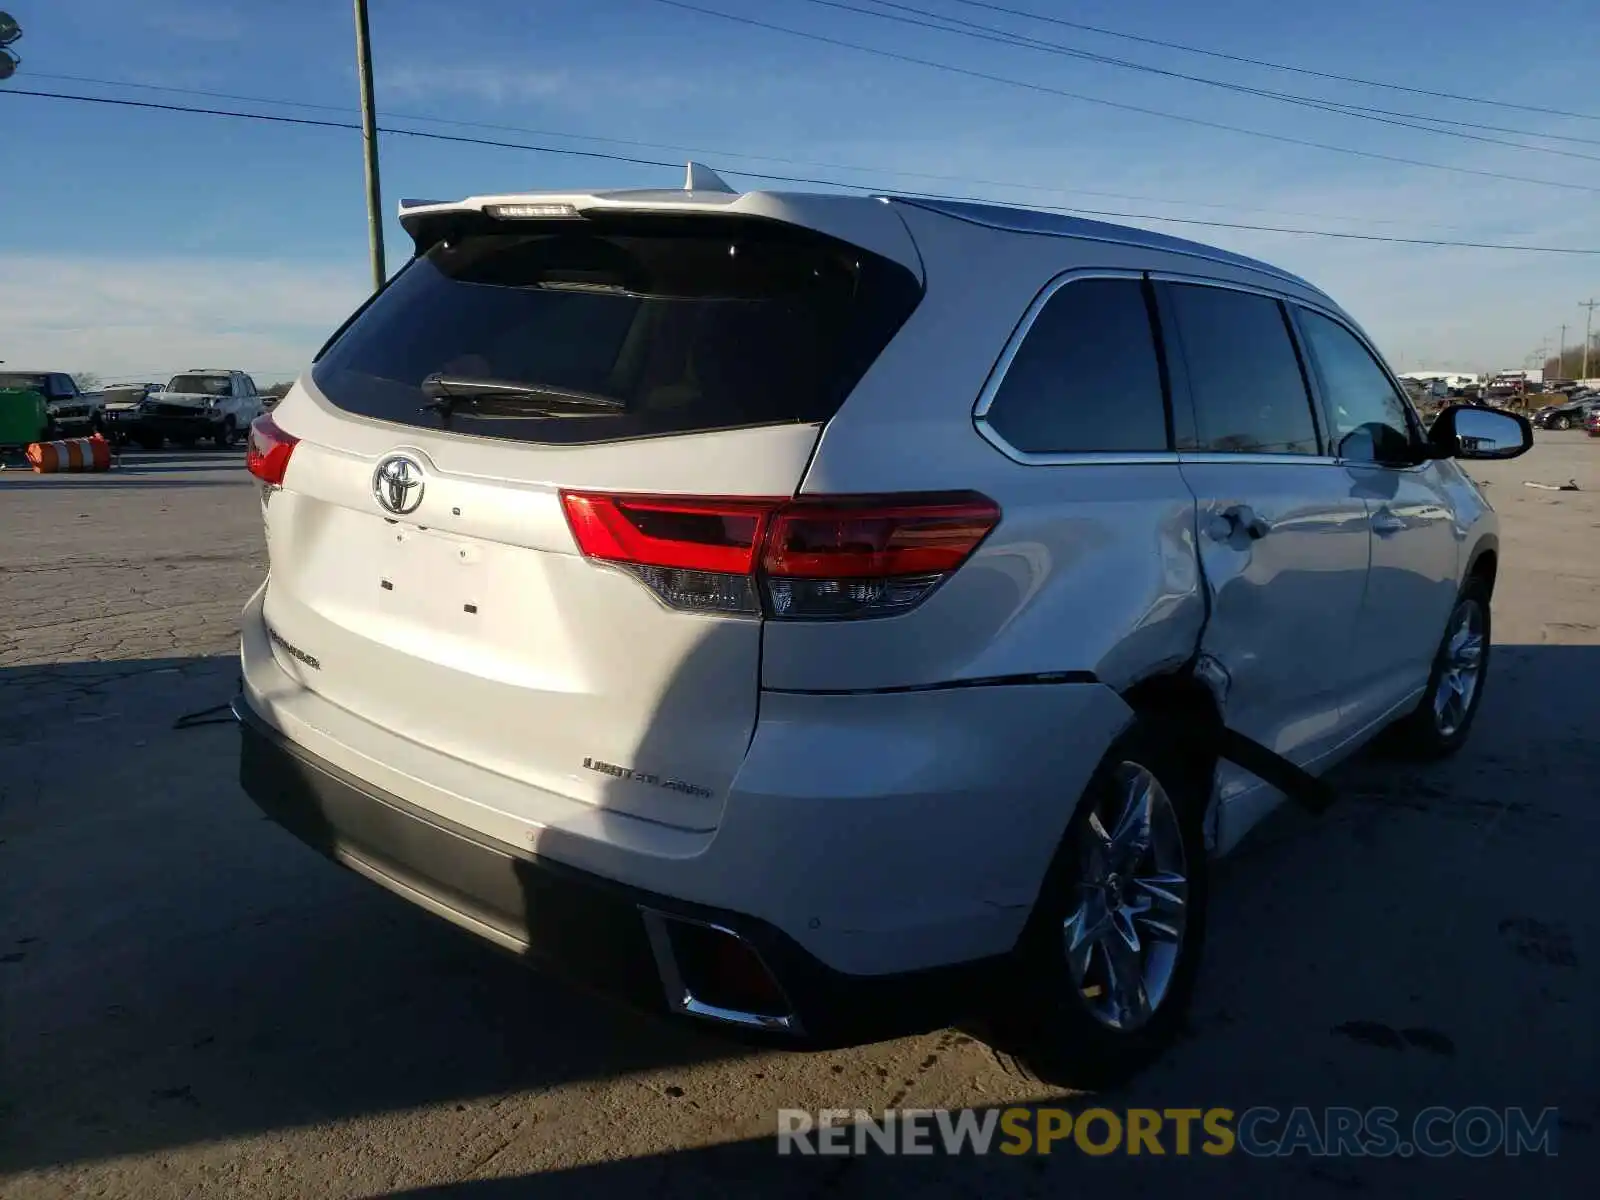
1428 404 1533 461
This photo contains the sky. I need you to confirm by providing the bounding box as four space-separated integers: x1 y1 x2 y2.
1 0 1598 382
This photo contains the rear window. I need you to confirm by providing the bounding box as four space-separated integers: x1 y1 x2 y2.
0 373 49 393
168 375 233 396
311 216 923 445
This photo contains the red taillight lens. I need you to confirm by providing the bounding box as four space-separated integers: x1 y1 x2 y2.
245 413 298 485
559 493 778 574
764 497 1003 578
560 490 999 620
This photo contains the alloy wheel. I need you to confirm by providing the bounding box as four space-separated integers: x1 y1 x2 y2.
1432 599 1485 738
1062 761 1189 1032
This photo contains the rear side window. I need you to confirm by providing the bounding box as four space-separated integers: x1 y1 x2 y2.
982 276 1169 454
1164 284 1320 455
311 216 922 445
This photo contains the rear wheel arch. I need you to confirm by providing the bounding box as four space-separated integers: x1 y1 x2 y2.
1115 670 1224 840
1119 670 1223 734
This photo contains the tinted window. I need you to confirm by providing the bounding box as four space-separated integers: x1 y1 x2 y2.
1165 284 1319 455
1295 309 1418 464
168 374 233 396
983 277 1168 454
311 216 922 445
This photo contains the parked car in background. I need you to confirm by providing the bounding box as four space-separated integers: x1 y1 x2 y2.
235 177 1531 1087
1530 393 1600 431
0 370 102 437
143 370 264 448
97 382 164 447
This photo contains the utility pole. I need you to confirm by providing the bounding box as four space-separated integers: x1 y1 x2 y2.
353 0 385 292
1582 299 1599 380
1558 324 1566 378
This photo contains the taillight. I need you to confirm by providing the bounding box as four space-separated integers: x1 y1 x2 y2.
560 491 1000 619
245 412 298 485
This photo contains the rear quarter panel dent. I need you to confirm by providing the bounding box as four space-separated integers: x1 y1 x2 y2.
760 466 1206 691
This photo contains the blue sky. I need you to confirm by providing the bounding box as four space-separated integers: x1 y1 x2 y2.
2 0 1598 381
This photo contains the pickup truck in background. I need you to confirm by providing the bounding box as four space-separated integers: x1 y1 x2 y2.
0 370 103 437
139 370 265 448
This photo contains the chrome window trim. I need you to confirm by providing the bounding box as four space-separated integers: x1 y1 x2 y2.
1177 452 1341 467
972 266 1406 470
972 267 1178 466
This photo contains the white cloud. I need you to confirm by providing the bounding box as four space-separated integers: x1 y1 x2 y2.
379 63 708 113
383 64 576 108
142 4 246 43
0 255 368 382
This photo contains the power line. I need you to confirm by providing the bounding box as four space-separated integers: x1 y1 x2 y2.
650 1 1600 194
812 0 1600 162
23 70 1518 232
5 86 1600 254
943 0 1600 123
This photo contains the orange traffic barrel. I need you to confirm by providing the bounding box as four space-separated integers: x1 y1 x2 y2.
26 433 113 473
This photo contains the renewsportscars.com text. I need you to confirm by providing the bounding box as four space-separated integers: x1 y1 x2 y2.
777 1106 1560 1158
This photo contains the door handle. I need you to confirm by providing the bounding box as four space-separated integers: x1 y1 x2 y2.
1371 509 1406 536
1207 503 1271 542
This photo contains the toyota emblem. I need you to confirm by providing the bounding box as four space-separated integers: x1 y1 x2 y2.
373 455 425 515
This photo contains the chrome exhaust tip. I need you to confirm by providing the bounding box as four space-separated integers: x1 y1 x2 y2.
640 909 803 1035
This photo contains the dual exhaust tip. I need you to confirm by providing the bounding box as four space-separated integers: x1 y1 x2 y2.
640 909 802 1035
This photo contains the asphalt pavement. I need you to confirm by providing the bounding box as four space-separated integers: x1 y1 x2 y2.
1 440 1595 1197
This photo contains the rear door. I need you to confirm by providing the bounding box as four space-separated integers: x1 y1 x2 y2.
258 211 922 832
1158 279 1372 782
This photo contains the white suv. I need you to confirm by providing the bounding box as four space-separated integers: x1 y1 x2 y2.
235 171 1531 1085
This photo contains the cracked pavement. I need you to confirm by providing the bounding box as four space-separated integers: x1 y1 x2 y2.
0 442 1595 1198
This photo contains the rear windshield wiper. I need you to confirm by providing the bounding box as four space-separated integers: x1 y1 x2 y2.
419 374 626 418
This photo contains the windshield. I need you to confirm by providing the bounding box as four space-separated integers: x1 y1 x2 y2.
311 216 922 445
0 372 50 393
166 375 232 396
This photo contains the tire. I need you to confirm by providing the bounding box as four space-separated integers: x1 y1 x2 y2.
1388 576 1491 760
985 715 1211 1089
214 418 238 448
1553 415 1571 430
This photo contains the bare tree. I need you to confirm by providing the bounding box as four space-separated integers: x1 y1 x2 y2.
73 371 101 392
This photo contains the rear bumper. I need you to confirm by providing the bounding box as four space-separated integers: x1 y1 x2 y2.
237 581 1135 1034
235 695 999 1045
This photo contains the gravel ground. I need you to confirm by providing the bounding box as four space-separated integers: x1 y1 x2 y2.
0 438 1595 1198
